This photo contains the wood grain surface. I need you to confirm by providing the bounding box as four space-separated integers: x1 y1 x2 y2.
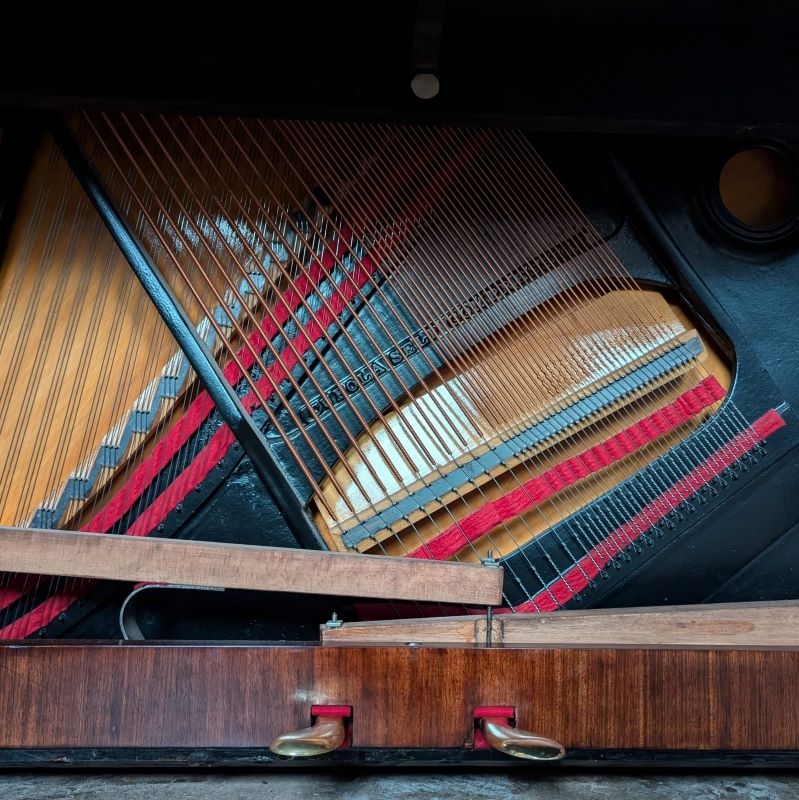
321 601 799 647
0 526 503 606
0 643 797 751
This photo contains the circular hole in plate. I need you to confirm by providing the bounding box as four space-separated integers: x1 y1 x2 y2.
719 147 799 229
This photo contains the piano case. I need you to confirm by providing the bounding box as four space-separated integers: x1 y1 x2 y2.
0 2 798 769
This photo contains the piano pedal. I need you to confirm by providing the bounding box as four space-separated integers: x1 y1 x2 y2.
474 707 565 761
269 705 351 757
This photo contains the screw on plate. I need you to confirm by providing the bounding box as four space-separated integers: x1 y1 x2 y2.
325 612 343 629
482 549 499 568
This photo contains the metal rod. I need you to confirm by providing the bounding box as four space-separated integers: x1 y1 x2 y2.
52 121 322 550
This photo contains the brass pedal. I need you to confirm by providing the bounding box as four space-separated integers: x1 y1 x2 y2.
269 705 351 757
475 706 565 761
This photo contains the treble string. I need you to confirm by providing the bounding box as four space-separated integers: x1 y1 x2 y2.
477 127 749 521
0 113 764 638
290 120 720 580
421 125 714 539
83 112 356 519
316 123 636 588
266 122 592 600
509 129 761 459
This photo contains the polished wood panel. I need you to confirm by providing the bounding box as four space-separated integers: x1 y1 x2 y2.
0 527 503 606
0 644 797 751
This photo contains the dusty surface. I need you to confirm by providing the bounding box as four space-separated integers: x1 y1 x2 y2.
0 771 797 799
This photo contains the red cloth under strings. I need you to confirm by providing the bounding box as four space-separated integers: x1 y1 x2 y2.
513 407 785 612
408 376 727 562
0 233 374 636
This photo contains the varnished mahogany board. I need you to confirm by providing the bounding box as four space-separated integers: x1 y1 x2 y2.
0 643 797 766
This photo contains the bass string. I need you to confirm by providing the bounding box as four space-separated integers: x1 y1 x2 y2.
108 114 544 612
119 115 466 576
270 120 712 592
262 123 664 608
114 112 436 533
0 123 382 632
336 130 732 608
120 111 448 521
160 115 462 620
252 117 600 536
205 114 544 608
153 111 482 506
1 120 380 636
81 112 347 520
146 115 510 608
0 112 736 636
198 117 494 499
207 116 543 607
212 115 472 457
180 120 552 608
74 114 372 532
392 121 706 446
300 119 692 456
285 122 625 472
288 119 720 568
140 114 431 491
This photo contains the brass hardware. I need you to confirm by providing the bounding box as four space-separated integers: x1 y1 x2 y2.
480 718 565 761
269 715 347 757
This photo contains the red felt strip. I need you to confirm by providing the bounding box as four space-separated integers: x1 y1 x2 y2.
0 589 84 640
1 138 484 637
0 238 374 632
117 250 375 540
407 376 727 561
512 409 785 613
0 589 23 608
355 406 785 622
474 706 515 719
84 235 353 535
311 705 352 718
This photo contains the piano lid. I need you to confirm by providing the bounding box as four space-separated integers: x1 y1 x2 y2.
0 1 798 136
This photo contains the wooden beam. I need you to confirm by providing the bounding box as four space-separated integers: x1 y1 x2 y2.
0 526 503 606
321 601 799 647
